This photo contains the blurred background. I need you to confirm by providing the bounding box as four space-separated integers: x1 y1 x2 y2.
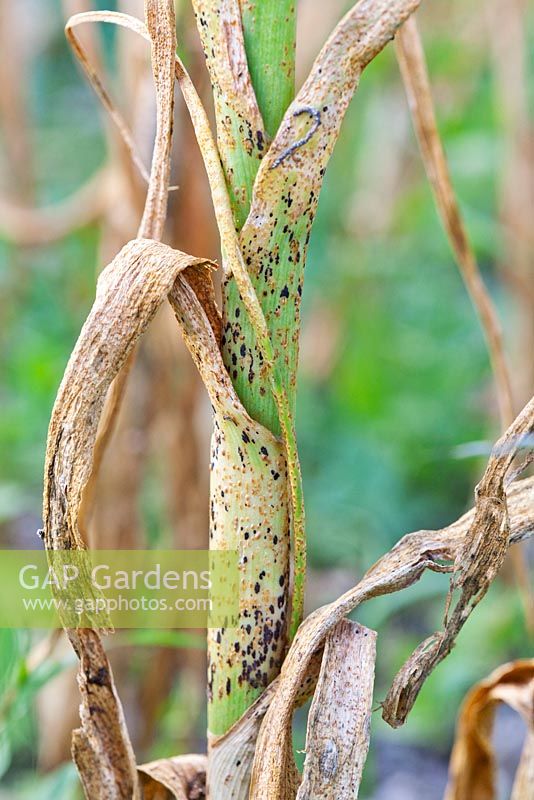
0 0 533 797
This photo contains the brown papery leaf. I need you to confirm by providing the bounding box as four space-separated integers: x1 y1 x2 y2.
138 754 207 799
138 0 176 240
395 16 515 431
43 240 215 552
444 660 534 800
65 10 151 186
296 621 377 800
250 461 534 800
43 240 216 798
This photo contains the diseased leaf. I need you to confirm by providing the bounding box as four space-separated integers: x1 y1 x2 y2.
65 10 152 186
43 240 215 552
219 0 422 640
70 629 140 800
208 648 323 800
383 397 534 727
296 620 376 800
43 239 216 799
224 0 421 437
192 0 267 228
250 462 534 800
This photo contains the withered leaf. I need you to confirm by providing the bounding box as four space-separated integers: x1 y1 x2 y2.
444 660 534 800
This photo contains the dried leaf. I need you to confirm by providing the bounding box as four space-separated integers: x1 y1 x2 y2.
296 620 377 800
395 16 515 429
250 462 534 800
67 1 175 240
208 650 323 800
65 11 151 185
138 0 176 240
383 397 534 727
70 629 140 800
43 239 216 798
43 239 214 551
138 754 207 800
444 660 534 800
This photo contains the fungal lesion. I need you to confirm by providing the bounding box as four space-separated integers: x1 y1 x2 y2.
270 106 322 169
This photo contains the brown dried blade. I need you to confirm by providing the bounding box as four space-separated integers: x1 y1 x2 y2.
43 240 215 797
383 397 534 727
138 754 207 800
395 16 515 429
69 629 140 800
65 10 151 186
444 660 534 800
138 0 176 240
296 620 377 800
208 649 323 798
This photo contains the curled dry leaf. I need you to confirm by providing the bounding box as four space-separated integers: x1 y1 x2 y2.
250 462 534 800
383 396 534 727
138 0 176 240
296 620 377 800
395 15 515 430
65 11 152 186
43 239 216 798
444 660 534 800
43 239 216 553
138 754 207 800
